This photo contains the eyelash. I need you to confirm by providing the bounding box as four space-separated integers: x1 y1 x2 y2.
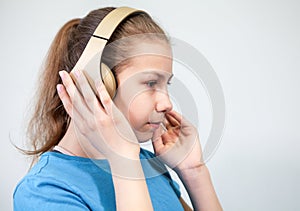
146 80 158 88
146 80 172 88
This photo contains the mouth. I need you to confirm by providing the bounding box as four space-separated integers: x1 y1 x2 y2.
147 122 161 129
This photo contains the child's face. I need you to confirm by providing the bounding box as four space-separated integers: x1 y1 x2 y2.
114 43 173 142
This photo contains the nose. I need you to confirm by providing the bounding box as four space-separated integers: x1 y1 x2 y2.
155 91 173 113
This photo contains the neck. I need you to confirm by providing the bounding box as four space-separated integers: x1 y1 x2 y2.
58 120 106 159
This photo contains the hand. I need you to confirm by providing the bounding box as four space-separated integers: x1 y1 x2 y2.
152 110 204 172
57 70 140 162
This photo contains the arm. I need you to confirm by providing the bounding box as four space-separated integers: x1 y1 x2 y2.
152 110 222 211
176 165 222 211
14 179 90 211
109 158 153 211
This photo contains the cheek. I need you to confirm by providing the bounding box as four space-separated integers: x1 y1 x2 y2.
127 95 155 128
113 79 156 129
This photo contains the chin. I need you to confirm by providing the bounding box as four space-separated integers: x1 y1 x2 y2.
134 129 153 143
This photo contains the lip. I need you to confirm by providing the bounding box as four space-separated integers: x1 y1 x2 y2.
148 122 161 129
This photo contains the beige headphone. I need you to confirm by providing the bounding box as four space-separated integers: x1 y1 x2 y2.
70 7 144 99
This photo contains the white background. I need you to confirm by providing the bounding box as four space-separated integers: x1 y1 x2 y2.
1 0 299 210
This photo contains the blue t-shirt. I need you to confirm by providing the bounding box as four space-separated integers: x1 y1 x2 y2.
13 148 184 211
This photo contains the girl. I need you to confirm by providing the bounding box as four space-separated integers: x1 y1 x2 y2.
13 6 222 211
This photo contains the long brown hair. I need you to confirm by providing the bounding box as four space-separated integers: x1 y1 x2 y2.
24 7 169 163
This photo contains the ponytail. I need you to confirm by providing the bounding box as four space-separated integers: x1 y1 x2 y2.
25 19 80 163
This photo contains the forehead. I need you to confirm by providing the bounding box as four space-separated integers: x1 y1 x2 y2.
117 42 173 81
119 55 173 82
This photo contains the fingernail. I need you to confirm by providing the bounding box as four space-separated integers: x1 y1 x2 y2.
56 84 63 93
160 123 167 132
75 69 81 78
59 71 64 79
96 79 103 89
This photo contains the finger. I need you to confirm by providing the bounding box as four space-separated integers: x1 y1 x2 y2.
152 124 164 141
59 71 76 99
164 114 181 135
167 111 196 137
164 112 182 136
161 122 180 141
73 70 101 113
56 84 73 117
167 110 192 127
165 112 181 127
59 70 91 118
57 84 85 123
96 80 113 116
153 124 178 145
152 127 164 154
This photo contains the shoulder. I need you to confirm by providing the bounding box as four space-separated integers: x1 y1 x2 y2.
13 152 110 210
14 153 83 197
19 152 102 179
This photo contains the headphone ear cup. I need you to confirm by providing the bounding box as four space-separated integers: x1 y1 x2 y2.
100 63 117 99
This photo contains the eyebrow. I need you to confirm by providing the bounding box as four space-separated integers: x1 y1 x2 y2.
142 71 174 81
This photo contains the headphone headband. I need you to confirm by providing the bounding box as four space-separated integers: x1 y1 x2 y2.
70 6 145 98
93 7 143 40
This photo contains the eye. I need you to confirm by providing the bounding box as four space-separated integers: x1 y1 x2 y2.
146 80 158 88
